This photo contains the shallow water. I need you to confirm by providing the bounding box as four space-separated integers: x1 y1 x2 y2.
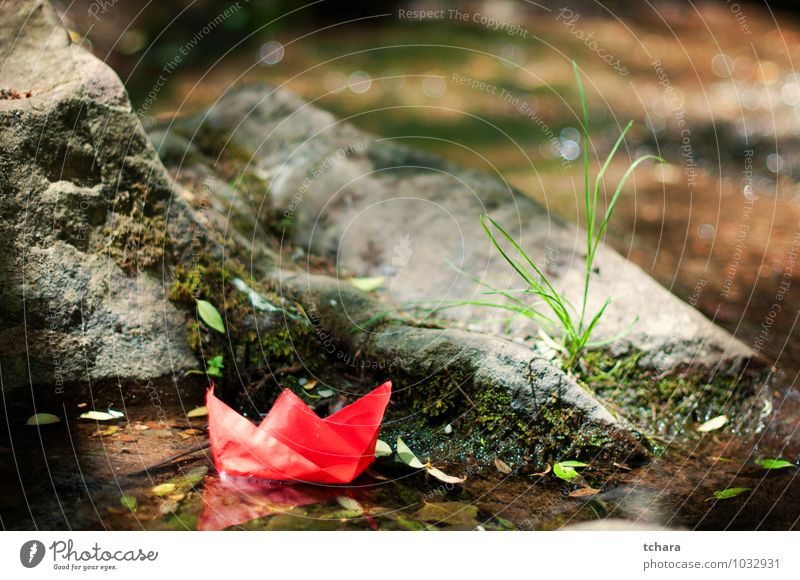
2 388 798 531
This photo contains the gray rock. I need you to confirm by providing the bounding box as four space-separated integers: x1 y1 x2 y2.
0 1 197 398
179 84 758 374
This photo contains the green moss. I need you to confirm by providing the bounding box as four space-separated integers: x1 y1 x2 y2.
578 350 768 438
94 184 168 272
168 254 312 395
391 365 622 469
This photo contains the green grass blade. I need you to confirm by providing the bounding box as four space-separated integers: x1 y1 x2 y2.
591 154 664 260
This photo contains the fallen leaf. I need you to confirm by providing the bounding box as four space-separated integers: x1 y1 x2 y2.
706 487 751 501
568 487 600 498
426 466 466 485
26 413 60 426
396 437 424 469
91 426 120 437
559 460 588 467
757 458 795 470
336 496 364 515
494 458 512 474
119 496 138 511
301 379 318 391
79 411 118 421
697 415 728 433
349 276 385 292
107 409 124 418
529 464 551 477
152 483 177 496
197 299 226 334
374 439 392 457
186 406 208 418
553 461 587 481
180 428 204 436
316 388 334 397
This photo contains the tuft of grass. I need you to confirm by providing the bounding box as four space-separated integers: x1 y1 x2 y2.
476 62 663 368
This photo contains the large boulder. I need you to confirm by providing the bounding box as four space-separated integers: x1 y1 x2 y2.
0 0 198 397
169 84 758 374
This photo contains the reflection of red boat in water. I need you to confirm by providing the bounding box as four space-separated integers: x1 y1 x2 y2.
206 381 391 484
198 474 343 531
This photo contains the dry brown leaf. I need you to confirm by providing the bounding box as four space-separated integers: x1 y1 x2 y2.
568 487 600 498
494 458 512 474
529 464 552 477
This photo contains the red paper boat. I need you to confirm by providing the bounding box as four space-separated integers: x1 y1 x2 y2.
206 381 391 484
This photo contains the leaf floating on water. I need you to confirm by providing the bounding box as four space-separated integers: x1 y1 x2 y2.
374 439 392 457
757 458 795 470
301 379 318 391
186 406 208 418
553 461 587 481
349 276 385 292
494 458 512 475
316 388 334 398
79 411 119 421
707 487 751 501
152 483 177 496
119 496 138 511
426 466 466 485
197 299 226 334
336 496 364 515
26 413 60 426
697 415 728 433
107 409 124 418
396 437 424 469
568 487 600 498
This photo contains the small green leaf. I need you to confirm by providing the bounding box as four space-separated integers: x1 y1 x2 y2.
197 300 226 334
707 487 751 501
757 458 794 470
79 411 118 421
374 439 392 457
206 355 224 378
26 413 61 426
697 415 727 433
558 460 588 468
317 388 334 397
349 276 385 292
186 406 208 418
152 483 177 496
120 495 138 511
396 437 424 469
553 461 585 481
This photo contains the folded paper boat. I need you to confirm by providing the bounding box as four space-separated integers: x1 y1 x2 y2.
207 381 391 484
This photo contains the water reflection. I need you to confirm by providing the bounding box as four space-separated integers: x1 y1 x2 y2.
199 475 344 531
